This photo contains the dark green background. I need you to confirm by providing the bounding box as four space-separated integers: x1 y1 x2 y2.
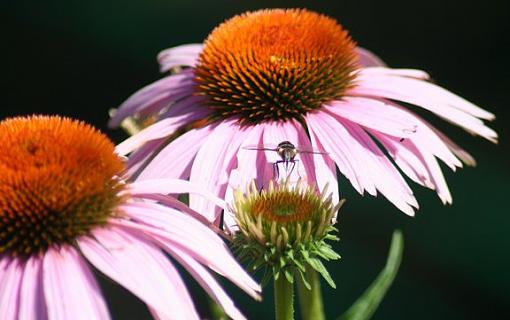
2 0 509 319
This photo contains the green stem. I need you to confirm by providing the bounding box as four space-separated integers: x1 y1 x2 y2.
297 267 325 320
274 275 295 320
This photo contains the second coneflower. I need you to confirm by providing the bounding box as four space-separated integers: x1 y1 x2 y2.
0 115 259 320
111 8 497 221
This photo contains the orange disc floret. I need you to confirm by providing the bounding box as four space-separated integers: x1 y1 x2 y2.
195 9 359 125
251 190 316 224
0 115 126 256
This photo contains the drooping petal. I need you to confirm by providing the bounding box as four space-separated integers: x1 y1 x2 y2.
306 123 340 209
166 246 247 320
43 246 110 320
136 124 213 180
127 178 227 214
0 258 23 320
325 97 420 139
307 112 417 215
351 73 497 140
306 111 372 195
157 44 203 72
114 202 261 300
115 108 206 156
224 124 268 231
188 120 242 222
358 67 430 80
326 97 462 170
109 70 195 127
19 256 48 320
356 47 387 67
372 132 435 189
79 227 199 320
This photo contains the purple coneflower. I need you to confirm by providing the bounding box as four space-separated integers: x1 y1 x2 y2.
0 115 259 320
111 9 497 219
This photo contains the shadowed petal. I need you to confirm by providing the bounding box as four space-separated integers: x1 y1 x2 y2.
0 258 23 320
189 121 242 222
137 124 213 180
356 47 387 67
19 256 47 320
43 246 110 320
114 202 261 300
79 228 199 320
158 44 203 72
109 70 195 127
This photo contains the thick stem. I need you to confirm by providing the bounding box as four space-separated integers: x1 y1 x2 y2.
297 268 325 320
274 275 295 320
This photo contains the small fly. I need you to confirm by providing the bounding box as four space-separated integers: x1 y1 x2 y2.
243 140 328 180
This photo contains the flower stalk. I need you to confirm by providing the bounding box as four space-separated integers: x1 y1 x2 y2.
297 267 325 320
274 275 295 320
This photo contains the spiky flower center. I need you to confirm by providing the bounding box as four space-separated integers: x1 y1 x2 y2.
195 9 359 125
0 116 126 256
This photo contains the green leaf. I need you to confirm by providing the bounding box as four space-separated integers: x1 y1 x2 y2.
337 230 404 320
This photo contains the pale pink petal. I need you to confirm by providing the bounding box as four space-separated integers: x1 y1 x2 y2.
115 109 205 156
373 99 463 170
189 121 243 222
79 227 199 320
306 111 372 195
124 137 167 179
43 246 110 320
308 112 417 215
166 246 247 320
136 124 213 180
19 256 48 320
114 203 261 300
0 258 23 320
325 97 420 139
157 44 203 72
127 178 227 213
358 67 430 80
429 126 476 167
351 74 497 134
109 70 195 127
372 132 435 189
224 124 267 231
306 124 340 210
340 120 418 215
356 47 387 67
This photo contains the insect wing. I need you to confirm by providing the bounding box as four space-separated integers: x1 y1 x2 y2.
296 146 329 155
242 143 278 151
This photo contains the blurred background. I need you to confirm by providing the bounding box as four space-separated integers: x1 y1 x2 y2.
1 0 509 319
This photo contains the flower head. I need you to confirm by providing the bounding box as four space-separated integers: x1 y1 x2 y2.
0 115 259 320
232 179 342 287
111 8 497 220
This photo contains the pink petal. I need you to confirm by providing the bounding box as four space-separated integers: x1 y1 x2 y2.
341 120 418 215
306 124 340 211
43 246 110 320
19 256 48 320
372 132 434 189
166 246 247 320
0 258 23 320
325 97 420 139
136 124 212 180
115 109 204 156
109 70 195 127
79 227 199 320
157 44 203 72
224 124 267 231
351 74 497 138
356 47 387 67
113 203 261 300
306 111 372 195
189 121 244 222
308 112 417 215
358 67 430 80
